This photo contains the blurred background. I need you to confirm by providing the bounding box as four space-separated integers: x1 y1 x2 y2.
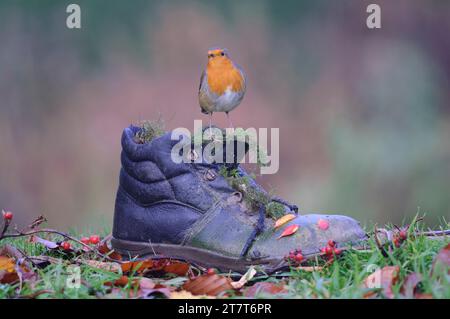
0 0 449 230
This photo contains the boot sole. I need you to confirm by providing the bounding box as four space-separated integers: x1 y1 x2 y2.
111 237 288 274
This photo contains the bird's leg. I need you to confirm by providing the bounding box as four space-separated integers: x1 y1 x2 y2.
208 113 213 140
226 112 234 129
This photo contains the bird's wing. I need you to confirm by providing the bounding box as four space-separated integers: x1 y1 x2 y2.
198 70 212 114
198 70 206 93
233 63 247 91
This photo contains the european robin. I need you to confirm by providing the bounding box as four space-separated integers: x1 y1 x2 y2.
198 47 246 130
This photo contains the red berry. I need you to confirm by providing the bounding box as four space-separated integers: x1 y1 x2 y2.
334 248 342 255
89 235 100 245
2 211 13 220
295 253 304 262
399 230 407 240
61 242 71 250
206 268 216 275
80 237 90 245
327 240 335 247
325 246 333 255
393 238 400 247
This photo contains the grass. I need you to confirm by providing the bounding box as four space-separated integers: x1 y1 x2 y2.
0 222 449 299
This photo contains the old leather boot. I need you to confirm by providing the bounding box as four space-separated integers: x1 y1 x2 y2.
112 126 366 273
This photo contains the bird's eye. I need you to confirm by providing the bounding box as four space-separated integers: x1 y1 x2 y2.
208 54 214 58
220 52 225 56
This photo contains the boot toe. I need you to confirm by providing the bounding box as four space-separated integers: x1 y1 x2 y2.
250 213 367 261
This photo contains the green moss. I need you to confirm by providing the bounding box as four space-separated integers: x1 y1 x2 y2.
134 118 165 144
219 166 284 219
266 202 286 219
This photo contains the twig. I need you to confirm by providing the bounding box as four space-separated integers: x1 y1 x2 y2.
0 220 10 238
417 229 450 237
373 224 388 257
1 228 122 263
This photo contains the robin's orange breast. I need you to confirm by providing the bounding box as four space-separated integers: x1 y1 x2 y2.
206 61 245 96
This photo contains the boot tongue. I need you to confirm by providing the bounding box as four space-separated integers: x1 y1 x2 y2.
196 126 250 166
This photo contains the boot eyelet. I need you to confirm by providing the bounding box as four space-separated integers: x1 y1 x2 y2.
227 191 243 205
204 169 217 181
188 149 198 162
232 191 243 202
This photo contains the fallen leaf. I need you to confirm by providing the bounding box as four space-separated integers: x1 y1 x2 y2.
97 241 122 261
170 290 215 299
400 273 422 298
30 236 58 249
0 256 18 284
415 293 433 299
162 260 190 276
317 219 329 230
105 275 131 287
26 255 61 268
183 274 234 296
104 279 170 299
274 214 296 229
231 266 257 289
432 243 449 276
364 265 399 299
277 224 299 239
119 258 190 276
82 260 121 272
138 285 171 299
294 266 324 272
139 277 156 290
120 259 155 274
244 282 288 298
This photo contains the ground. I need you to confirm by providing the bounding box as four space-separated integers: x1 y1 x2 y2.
0 220 449 299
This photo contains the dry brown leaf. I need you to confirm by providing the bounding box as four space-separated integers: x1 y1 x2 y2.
274 214 296 229
295 266 324 272
138 284 171 299
162 260 190 276
400 273 422 298
0 256 19 284
97 242 122 261
277 224 299 239
244 282 288 298
82 260 121 272
105 275 154 289
415 293 433 299
170 290 215 299
364 265 399 299
104 281 170 299
120 259 155 274
432 243 449 276
120 258 190 276
139 277 156 290
105 275 131 287
183 274 234 296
